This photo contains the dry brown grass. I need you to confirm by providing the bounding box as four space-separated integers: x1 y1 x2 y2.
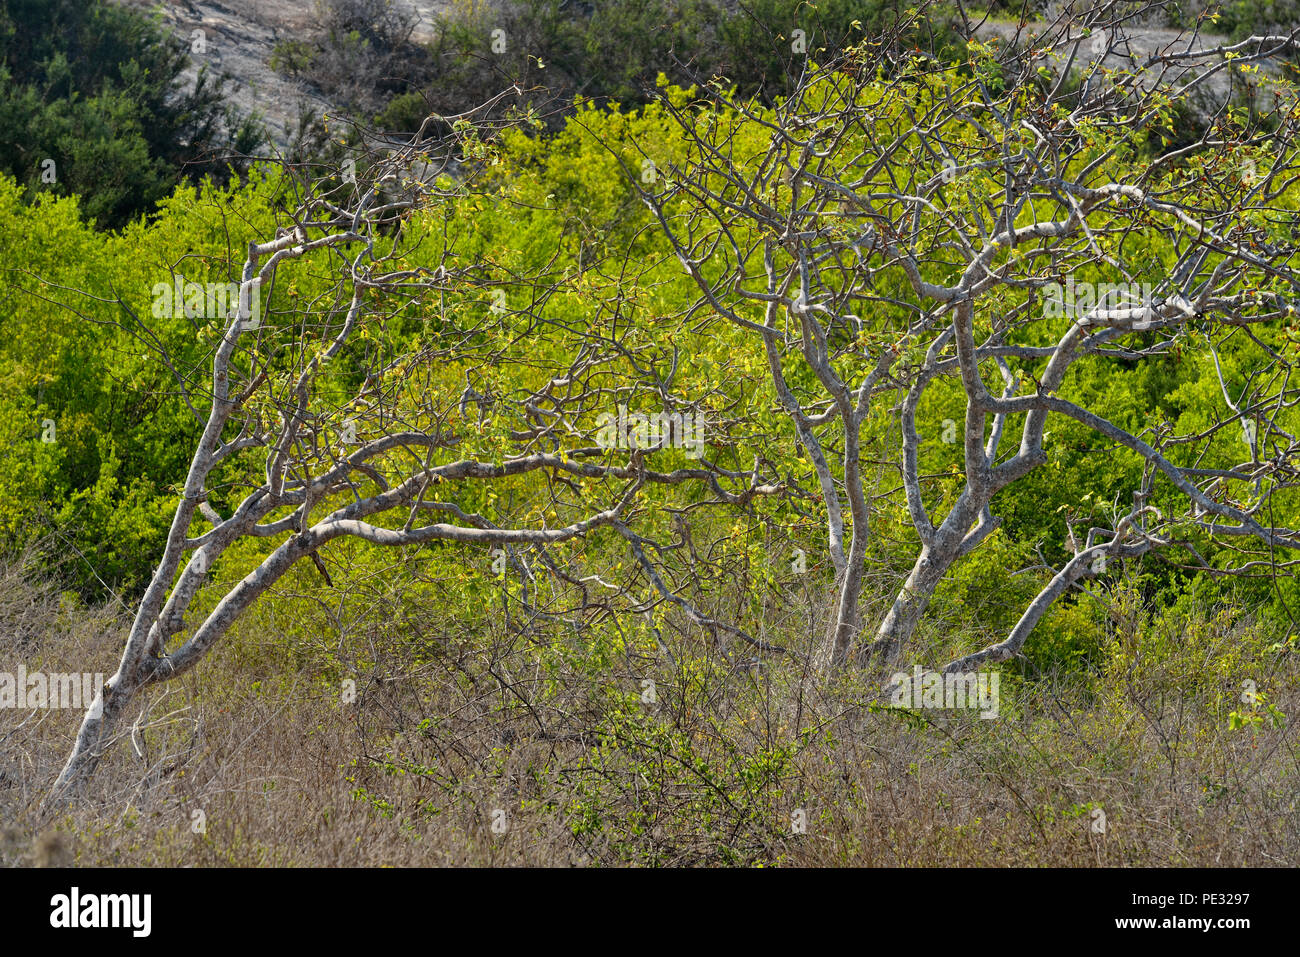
2 551 1297 867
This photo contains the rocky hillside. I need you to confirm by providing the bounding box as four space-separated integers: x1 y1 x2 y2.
112 0 452 149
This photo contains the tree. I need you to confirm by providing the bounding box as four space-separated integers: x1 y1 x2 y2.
48 102 782 798
636 2 1300 675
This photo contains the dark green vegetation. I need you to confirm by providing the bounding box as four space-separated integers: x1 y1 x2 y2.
290 0 968 130
0 0 264 229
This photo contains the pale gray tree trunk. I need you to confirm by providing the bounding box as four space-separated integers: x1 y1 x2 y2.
812 531 868 673
865 544 948 667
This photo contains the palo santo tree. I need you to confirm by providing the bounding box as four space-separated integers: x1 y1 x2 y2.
637 1 1300 674
49 106 780 800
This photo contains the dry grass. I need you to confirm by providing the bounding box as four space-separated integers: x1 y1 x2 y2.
2 551 1297 867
